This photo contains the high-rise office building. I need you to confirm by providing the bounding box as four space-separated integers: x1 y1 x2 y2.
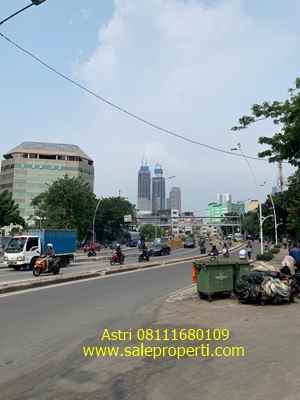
152 164 165 213
168 187 181 213
137 162 151 213
0 142 94 221
222 193 232 203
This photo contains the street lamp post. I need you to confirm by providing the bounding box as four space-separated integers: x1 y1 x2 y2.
268 193 279 246
92 199 102 245
0 1 47 26
258 202 264 254
259 208 273 255
230 145 272 255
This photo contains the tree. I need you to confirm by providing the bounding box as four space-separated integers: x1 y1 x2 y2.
285 170 300 238
0 190 24 228
139 224 164 241
232 78 300 238
232 78 300 166
94 197 135 242
32 176 96 240
242 211 259 237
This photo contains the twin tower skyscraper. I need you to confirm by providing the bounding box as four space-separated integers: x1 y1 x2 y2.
137 162 181 215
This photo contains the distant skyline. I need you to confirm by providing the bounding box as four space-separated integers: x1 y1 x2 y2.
0 0 297 210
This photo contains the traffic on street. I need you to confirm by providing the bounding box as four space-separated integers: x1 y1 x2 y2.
1 1 300 400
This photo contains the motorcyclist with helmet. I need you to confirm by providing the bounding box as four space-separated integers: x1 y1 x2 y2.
46 243 55 269
115 244 124 264
139 242 150 262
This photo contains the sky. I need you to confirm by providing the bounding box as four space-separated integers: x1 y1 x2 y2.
0 0 299 213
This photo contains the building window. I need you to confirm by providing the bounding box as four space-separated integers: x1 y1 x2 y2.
67 156 81 162
39 154 57 160
57 155 66 160
29 154 38 159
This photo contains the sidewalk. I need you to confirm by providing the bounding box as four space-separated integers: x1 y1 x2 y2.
253 249 288 271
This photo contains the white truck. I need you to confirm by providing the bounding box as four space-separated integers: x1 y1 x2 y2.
4 229 76 271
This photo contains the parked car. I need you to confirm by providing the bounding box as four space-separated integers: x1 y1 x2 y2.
149 242 171 256
184 239 195 248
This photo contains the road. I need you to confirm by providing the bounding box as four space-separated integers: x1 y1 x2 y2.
1 245 298 400
0 246 202 284
0 245 275 400
0 260 193 399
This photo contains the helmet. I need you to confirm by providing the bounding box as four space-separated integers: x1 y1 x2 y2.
47 243 53 248
239 249 247 259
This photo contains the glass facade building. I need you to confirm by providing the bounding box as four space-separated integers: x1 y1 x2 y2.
0 142 94 221
152 165 166 213
168 187 181 213
137 163 151 213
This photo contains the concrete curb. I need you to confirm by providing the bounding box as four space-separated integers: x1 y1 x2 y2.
0 244 245 295
0 271 101 294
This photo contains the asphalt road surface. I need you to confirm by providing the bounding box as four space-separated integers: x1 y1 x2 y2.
0 245 270 400
0 260 193 399
0 247 202 284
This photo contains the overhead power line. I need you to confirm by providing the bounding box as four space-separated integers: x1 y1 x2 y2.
0 32 275 163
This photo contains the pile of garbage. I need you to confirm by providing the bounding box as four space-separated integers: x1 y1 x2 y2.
236 271 294 305
236 259 296 305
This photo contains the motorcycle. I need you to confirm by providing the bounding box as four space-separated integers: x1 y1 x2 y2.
110 251 125 265
138 249 150 262
88 250 97 257
33 256 60 277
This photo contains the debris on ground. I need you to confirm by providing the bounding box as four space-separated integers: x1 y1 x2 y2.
236 270 294 305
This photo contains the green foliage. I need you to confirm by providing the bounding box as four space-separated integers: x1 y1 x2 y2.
232 78 300 167
256 252 274 261
139 224 164 241
32 176 96 240
285 170 300 238
242 211 259 237
232 79 300 237
95 197 135 242
0 190 24 227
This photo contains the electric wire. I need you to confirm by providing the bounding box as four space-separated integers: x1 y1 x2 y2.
0 31 280 163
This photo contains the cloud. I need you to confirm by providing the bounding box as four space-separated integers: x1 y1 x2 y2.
75 0 296 209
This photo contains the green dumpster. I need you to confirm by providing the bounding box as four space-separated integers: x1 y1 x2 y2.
233 261 251 292
196 260 234 301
